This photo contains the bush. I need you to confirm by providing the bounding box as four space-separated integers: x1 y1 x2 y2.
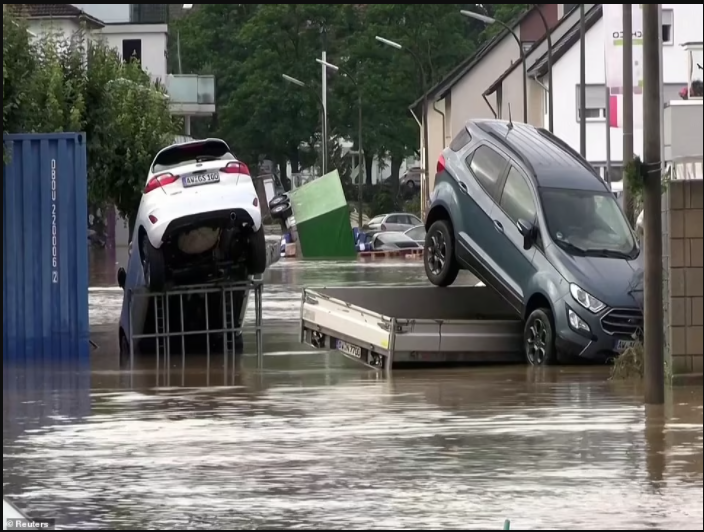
610 342 645 380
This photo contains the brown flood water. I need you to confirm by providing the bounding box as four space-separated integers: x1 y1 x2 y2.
3 251 703 529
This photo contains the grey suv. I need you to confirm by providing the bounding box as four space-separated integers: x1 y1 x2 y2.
424 119 643 365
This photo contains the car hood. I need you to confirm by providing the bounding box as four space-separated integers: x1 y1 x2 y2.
551 247 644 308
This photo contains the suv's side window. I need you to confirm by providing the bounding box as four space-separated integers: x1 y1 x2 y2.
466 146 508 197
499 167 537 224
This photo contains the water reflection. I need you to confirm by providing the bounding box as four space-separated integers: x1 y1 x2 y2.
3 358 702 530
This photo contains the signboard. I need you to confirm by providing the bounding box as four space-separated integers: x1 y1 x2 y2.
603 4 644 129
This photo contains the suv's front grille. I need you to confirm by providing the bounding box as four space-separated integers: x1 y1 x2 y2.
600 308 643 337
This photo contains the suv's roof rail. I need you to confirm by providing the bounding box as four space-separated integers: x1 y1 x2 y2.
474 121 536 177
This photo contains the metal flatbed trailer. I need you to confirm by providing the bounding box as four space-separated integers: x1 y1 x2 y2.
300 285 524 370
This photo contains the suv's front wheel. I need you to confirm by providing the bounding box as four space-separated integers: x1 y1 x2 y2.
424 219 459 287
524 308 558 365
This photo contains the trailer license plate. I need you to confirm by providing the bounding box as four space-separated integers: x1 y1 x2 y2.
615 339 636 353
183 172 220 187
336 340 361 359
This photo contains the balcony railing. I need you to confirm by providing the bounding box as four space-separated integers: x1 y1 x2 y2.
166 74 216 115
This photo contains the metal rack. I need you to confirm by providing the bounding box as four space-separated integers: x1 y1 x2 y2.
125 278 264 379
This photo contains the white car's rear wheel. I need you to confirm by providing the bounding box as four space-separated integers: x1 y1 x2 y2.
141 235 166 292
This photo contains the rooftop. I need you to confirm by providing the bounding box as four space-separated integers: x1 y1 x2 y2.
7 3 104 27
471 119 604 190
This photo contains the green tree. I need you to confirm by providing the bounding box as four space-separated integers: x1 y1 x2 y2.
3 14 180 219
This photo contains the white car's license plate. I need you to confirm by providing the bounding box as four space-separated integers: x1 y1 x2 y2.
615 339 636 353
183 172 220 187
336 339 362 359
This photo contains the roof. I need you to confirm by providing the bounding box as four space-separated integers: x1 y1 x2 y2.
471 119 604 190
409 5 540 113
483 4 584 97
8 4 104 27
528 5 603 78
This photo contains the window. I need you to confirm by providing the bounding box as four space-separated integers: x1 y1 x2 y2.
408 214 422 226
500 167 537 224
661 9 673 45
541 188 637 257
122 39 142 63
575 85 606 122
449 127 472 152
405 226 426 241
467 146 508 194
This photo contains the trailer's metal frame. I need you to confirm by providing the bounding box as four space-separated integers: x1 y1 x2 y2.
125 278 264 374
299 286 524 371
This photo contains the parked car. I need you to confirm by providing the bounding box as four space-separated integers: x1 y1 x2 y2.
400 167 422 191
424 119 643 366
365 212 423 233
371 232 422 251
404 224 426 245
132 138 267 292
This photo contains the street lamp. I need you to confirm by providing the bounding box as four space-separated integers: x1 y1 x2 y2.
530 5 554 132
375 35 430 220
461 10 528 124
282 74 328 174
316 58 366 228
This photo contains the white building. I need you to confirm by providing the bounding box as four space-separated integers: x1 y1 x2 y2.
12 3 215 130
529 4 703 176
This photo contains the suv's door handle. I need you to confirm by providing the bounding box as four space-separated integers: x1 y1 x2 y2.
493 220 504 233
457 181 468 194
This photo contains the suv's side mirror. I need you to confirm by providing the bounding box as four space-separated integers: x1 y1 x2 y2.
516 219 535 250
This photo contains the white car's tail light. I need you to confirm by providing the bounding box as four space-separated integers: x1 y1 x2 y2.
145 172 178 193
221 161 250 175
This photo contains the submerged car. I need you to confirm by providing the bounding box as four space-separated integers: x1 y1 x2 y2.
425 119 643 365
370 232 422 251
134 138 266 291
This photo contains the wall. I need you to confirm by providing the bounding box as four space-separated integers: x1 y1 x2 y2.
662 180 703 377
449 35 521 140
26 18 81 40
96 23 168 83
548 4 704 164
3 134 90 364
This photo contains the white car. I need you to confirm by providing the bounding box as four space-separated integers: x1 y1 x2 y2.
134 138 266 291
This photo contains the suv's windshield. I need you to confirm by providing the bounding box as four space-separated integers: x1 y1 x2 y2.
541 188 637 258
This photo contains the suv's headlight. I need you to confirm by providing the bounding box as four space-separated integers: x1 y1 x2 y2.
570 284 606 314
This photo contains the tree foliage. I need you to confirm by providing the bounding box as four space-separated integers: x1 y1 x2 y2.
3 14 180 218
173 3 529 190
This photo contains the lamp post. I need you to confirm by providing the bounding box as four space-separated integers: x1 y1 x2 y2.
282 74 328 174
375 35 429 219
316 58 365 228
530 5 554 132
461 10 527 124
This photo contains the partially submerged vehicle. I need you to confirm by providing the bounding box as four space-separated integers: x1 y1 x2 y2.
134 138 267 292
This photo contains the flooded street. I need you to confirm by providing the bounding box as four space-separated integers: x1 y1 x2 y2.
3 250 703 529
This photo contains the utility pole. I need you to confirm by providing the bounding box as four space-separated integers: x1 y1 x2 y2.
642 4 665 405
320 27 329 175
579 4 587 157
622 4 635 225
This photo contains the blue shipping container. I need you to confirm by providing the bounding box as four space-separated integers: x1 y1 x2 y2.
3 133 89 364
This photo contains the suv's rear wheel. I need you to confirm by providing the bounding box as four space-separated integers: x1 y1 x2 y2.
424 219 459 287
524 308 557 365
